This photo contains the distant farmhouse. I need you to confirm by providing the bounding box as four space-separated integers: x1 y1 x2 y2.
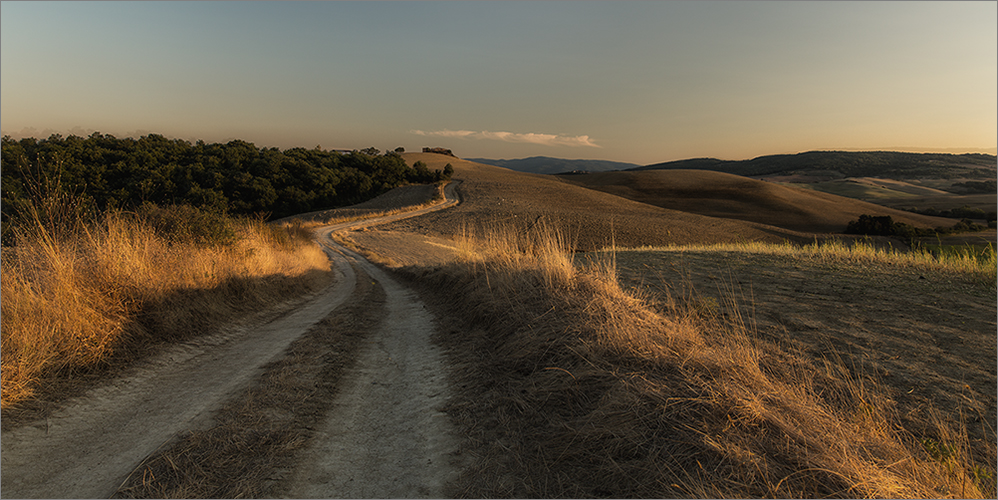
423 147 456 157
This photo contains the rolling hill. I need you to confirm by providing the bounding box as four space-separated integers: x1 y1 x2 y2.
379 154 953 251
556 169 955 234
633 151 997 182
466 156 640 175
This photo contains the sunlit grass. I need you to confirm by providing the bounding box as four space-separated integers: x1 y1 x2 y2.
1 201 330 409
434 224 994 498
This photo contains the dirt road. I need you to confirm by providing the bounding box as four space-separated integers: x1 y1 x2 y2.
285 249 461 498
0 183 461 499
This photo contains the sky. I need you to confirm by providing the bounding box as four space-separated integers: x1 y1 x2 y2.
2 1 995 165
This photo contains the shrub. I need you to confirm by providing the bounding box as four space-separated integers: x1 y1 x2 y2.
845 214 897 236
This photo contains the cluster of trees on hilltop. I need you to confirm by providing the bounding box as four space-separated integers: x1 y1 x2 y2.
2 133 452 229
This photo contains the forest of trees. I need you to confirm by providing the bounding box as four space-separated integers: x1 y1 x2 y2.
1 133 452 233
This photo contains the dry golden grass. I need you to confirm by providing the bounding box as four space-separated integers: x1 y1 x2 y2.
400 223 994 498
1 200 330 410
615 238 997 285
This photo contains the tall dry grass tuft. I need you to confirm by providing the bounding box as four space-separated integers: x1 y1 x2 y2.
407 223 994 498
1 197 330 409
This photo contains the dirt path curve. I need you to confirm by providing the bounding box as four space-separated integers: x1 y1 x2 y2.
285 246 461 498
1 182 460 499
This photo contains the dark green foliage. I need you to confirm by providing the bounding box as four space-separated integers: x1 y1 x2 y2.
1 133 436 232
412 160 431 181
904 205 997 222
0 168 100 245
135 203 238 248
950 179 997 194
845 215 899 236
845 214 988 243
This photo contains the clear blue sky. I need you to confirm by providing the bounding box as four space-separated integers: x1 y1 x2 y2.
2 1 995 164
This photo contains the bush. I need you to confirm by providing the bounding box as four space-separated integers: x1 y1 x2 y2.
845 215 897 236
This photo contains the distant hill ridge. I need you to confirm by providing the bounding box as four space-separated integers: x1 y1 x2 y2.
632 151 996 180
466 156 640 175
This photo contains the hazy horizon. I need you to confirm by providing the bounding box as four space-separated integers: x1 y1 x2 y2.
2 1 995 165
1 123 995 165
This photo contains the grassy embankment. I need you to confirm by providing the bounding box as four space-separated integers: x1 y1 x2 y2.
1 193 332 411
401 223 995 498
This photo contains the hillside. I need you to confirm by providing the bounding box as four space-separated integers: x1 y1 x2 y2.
557 169 955 233
466 156 639 174
381 154 885 251
634 150 997 183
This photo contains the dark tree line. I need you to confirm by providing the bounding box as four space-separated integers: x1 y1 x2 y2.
845 214 991 243
901 204 997 223
1 133 452 230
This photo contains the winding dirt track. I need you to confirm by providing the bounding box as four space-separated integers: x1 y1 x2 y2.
285 249 461 498
0 183 460 499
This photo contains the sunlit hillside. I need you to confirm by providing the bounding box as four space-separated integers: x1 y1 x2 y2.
382 153 826 251
557 169 955 233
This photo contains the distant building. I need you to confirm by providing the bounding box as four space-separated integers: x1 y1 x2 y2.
422 147 455 157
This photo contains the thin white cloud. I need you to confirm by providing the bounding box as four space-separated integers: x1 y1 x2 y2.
410 129 478 139
410 129 600 148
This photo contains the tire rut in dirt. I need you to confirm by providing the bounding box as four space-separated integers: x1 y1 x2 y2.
113 265 386 498
284 255 463 499
0 258 358 500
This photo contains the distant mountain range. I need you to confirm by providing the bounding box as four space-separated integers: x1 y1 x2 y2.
466 156 640 175
631 151 997 181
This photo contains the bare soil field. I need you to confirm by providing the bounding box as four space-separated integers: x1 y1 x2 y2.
558 169 957 233
609 248 996 464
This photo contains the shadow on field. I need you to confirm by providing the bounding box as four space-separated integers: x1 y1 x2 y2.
1 269 333 431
